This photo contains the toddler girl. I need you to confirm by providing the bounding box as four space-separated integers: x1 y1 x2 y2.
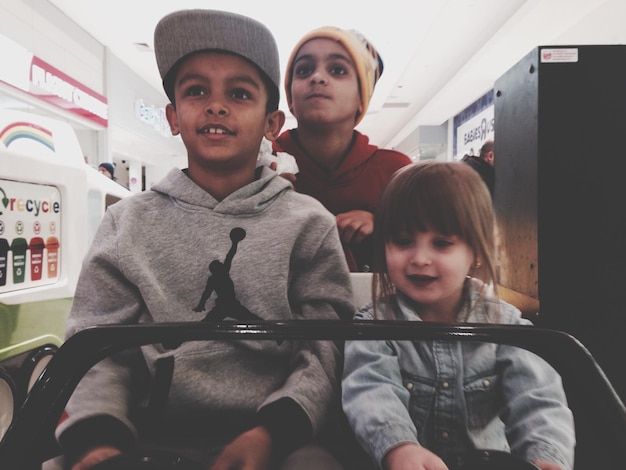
342 161 575 470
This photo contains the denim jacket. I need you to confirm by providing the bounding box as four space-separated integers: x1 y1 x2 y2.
342 279 575 470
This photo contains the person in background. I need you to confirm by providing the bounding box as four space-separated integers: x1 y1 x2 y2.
273 26 412 273
342 161 575 470
53 9 353 470
97 162 116 180
462 139 495 196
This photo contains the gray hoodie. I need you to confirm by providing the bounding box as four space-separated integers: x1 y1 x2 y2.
56 167 354 458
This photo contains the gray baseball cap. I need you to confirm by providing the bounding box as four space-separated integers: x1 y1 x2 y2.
154 9 280 100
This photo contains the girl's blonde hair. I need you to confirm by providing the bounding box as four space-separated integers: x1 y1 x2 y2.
372 161 497 318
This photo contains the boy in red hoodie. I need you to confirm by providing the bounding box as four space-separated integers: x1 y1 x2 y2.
273 27 412 272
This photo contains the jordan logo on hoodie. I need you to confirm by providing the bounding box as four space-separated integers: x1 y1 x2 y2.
193 227 262 322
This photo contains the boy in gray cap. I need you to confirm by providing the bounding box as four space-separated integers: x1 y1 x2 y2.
53 9 353 470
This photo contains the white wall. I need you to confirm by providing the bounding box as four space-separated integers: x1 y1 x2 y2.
0 0 105 96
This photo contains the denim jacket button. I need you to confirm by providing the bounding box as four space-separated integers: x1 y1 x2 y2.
441 431 449 440
483 379 491 387
441 381 449 389
406 382 414 390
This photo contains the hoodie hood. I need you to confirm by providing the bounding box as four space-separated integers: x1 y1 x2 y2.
151 167 293 216
274 129 379 181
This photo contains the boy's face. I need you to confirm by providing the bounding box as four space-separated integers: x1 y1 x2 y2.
166 51 284 180
289 38 361 126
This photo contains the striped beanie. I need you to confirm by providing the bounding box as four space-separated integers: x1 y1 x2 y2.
285 26 384 125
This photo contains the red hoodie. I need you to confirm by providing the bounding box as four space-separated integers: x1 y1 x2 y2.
274 129 412 271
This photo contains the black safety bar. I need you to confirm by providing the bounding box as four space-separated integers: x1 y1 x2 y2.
2 320 626 468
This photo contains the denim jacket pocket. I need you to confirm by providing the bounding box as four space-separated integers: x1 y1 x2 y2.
464 373 500 429
402 372 436 428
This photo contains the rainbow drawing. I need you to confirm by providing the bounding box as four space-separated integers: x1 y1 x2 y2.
0 121 55 151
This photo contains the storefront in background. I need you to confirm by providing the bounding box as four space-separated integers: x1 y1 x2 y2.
1 1 186 193
0 2 107 166
106 52 186 193
452 90 495 159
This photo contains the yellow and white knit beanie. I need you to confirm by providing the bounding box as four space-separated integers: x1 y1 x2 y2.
285 26 384 125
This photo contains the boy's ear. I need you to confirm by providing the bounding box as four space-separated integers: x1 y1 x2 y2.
165 103 180 136
264 110 285 141
355 105 364 124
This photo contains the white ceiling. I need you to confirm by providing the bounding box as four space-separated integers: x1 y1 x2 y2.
47 0 625 154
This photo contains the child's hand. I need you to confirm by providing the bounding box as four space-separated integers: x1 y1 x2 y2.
336 210 374 244
211 425 272 470
533 461 564 470
71 445 121 470
383 443 448 470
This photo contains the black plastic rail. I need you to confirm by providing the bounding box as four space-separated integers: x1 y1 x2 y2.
1 320 626 468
